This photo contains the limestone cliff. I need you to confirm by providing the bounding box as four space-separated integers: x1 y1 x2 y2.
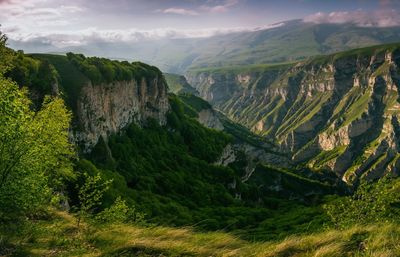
73 77 169 151
30 54 170 152
187 43 400 184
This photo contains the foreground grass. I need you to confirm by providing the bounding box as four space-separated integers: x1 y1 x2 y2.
2 210 400 256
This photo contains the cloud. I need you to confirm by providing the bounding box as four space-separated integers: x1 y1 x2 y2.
6 22 285 48
160 8 198 16
157 0 241 15
0 0 85 34
200 0 239 13
303 9 400 27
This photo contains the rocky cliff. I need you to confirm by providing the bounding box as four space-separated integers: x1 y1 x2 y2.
29 54 169 151
187 43 400 184
73 78 169 151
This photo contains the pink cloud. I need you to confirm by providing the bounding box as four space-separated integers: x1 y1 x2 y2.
162 8 198 16
303 9 400 27
200 0 239 13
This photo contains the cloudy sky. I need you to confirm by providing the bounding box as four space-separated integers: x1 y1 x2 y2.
0 0 399 48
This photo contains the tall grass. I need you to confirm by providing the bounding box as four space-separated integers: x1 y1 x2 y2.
3 209 400 257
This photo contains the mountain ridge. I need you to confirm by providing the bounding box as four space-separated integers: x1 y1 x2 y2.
187 42 400 184
9 20 400 74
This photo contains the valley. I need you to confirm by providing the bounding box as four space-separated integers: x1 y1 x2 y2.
186 43 400 185
2 1 400 256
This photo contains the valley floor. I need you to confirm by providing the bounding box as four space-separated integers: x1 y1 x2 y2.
2 210 400 257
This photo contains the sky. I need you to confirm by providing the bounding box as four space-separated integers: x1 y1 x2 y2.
0 0 400 48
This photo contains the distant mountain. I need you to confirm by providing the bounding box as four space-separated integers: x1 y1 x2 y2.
9 20 400 74
187 43 400 184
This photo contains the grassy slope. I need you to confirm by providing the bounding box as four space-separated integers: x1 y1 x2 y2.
164 73 198 95
187 62 295 76
188 42 400 76
129 21 400 73
187 42 400 182
5 209 400 257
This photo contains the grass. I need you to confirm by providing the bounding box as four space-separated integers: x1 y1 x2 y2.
308 146 348 170
188 42 400 77
275 92 333 140
4 209 400 256
310 42 400 65
187 62 295 76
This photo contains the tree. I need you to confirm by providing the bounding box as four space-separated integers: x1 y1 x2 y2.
0 76 74 220
96 196 146 224
76 173 112 228
0 27 13 75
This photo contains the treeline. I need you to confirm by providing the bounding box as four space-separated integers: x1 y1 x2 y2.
66 52 162 84
5 50 58 103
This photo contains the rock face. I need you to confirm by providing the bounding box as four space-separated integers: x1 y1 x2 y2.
187 44 400 184
197 109 224 130
73 77 169 151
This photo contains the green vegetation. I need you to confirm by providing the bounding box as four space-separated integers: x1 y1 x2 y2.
0 42 74 222
178 93 212 113
3 31 400 256
65 52 162 85
325 177 400 228
164 73 198 95
29 53 89 110
83 95 328 238
187 62 294 76
4 209 400 256
0 82 73 221
308 146 348 170
27 53 165 113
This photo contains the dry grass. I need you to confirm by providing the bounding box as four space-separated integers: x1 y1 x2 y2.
8 210 400 257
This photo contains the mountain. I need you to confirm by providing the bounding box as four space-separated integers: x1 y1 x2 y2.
187 43 400 184
11 20 400 74
4 51 341 239
7 52 169 151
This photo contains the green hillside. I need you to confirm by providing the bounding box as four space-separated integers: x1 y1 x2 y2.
188 42 400 184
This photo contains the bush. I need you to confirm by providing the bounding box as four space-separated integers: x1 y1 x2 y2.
324 177 400 227
96 197 145 224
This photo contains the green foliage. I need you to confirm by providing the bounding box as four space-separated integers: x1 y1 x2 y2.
6 51 58 98
178 93 211 112
96 196 145 224
4 208 400 257
77 173 112 221
0 75 74 221
80 95 328 239
66 52 163 85
0 29 13 75
324 177 400 228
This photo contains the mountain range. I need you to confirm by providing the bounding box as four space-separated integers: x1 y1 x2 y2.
10 20 400 74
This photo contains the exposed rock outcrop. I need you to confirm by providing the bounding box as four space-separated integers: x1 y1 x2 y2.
73 77 169 151
197 109 224 130
187 44 400 183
